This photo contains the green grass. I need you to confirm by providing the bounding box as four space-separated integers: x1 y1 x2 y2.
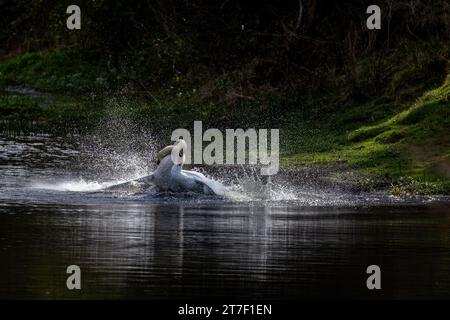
0 92 104 132
0 49 114 93
283 75 450 194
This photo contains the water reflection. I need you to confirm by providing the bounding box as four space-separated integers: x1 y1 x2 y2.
0 203 449 299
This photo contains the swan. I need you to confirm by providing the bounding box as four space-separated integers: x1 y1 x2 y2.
107 139 225 196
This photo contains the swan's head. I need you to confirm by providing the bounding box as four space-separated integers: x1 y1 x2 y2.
171 139 186 166
156 139 187 168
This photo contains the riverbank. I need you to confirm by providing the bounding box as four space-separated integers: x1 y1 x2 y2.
0 44 449 195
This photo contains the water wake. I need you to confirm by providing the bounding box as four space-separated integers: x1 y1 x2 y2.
31 178 128 192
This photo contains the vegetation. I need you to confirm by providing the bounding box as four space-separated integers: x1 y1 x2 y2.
0 1 449 194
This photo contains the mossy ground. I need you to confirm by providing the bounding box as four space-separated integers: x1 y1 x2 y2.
0 44 449 194
282 43 450 195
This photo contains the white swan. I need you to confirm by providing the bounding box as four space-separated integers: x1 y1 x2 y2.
152 139 224 195
107 139 225 196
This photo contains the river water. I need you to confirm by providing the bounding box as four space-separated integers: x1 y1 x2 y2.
0 131 449 299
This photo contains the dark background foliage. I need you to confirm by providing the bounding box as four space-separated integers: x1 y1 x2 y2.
1 0 448 93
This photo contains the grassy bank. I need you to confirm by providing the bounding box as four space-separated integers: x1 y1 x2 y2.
0 44 449 195
281 42 449 194
283 76 450 194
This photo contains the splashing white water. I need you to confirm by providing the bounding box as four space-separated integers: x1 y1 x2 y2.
76 101 159 183
31 178 128 192
30 103 159 193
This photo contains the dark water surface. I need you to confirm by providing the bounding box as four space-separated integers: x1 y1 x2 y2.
1 132 449 299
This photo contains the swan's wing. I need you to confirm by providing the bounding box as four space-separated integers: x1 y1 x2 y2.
181 170 225 196
104 174 154 192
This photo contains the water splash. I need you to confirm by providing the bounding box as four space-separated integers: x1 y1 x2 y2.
26 96 160 194
191 165 364 205
194 165 299 202
76 98 159 182
31 178 127 192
